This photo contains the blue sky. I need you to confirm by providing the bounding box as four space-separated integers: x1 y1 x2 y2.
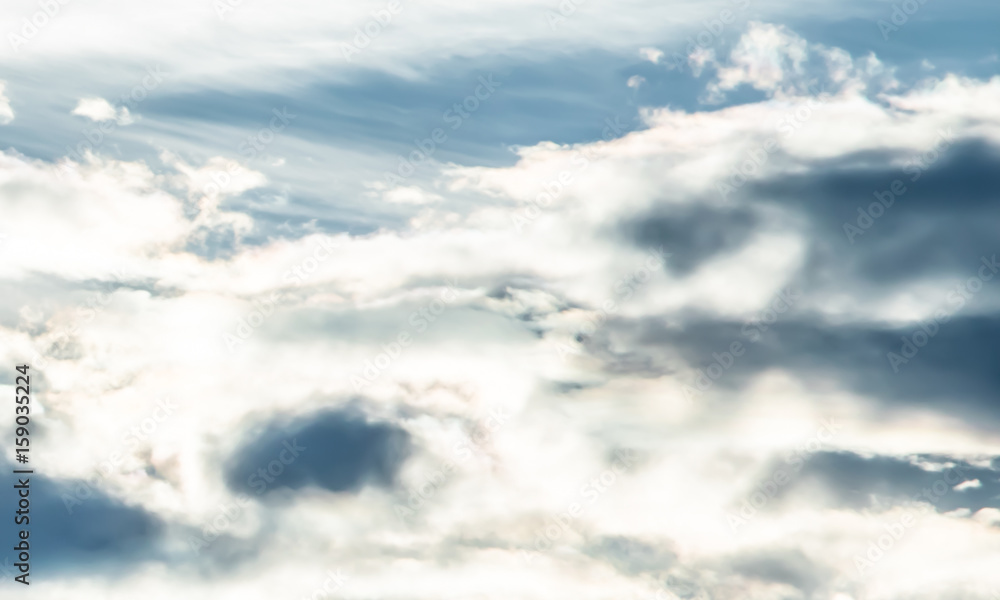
1 0 1000 598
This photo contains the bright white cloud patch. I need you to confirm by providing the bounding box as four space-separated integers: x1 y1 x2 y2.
1 6 999 600
72 97 134 125
639 47 664 64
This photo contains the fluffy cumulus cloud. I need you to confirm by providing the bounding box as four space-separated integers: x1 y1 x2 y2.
1 1 1000 599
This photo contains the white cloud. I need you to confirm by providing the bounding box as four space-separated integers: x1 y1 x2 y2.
954 479 982 491
702 22 900 103
0 81 13 124
72 96 134 125
639 47 664 64
688 47 716 77
0 1 877 89
382 185 445 205
2 17 1000 600
704 21 810 101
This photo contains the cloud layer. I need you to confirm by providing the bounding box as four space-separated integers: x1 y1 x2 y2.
1 5 1000 600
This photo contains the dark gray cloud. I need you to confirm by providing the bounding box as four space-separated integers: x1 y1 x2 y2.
621 205 759 276
224 409 411 496
0 460 165 575
725 548 829 594
578 136 1000 415
753 139 1000 216
751 138 1000 288
623 139 1000 297
586 314 1000 426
